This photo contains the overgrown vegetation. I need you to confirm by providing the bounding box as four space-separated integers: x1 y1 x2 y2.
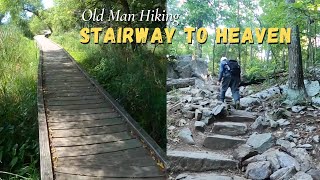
0 26 39 179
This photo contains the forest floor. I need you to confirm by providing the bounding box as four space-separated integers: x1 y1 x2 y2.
167 76 320 179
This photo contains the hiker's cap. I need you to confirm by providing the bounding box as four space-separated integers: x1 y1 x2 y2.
220 57 227 62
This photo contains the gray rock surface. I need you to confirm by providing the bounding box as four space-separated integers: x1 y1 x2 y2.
240 97 260 107
245 161 271 179
276 151 300 171
290 148 313 172
246 133 274 153
233 144 258 162
277 118 291 126
304 80 320 97
213 122 248 136
291 106 306 113
290 171 313 180
306 169 320 180
194 121 206 132
270 167 296 180
203 135 246 150
178 128 195 145
167 150 237 172
175 173 232 180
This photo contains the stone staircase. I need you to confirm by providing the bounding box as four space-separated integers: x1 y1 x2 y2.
168 109 257 178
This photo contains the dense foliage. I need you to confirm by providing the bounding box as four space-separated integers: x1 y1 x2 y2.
168 0 320 81
0 26 39 179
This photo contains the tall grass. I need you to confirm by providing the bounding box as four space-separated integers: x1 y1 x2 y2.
51 31 167 148
0 26 39 179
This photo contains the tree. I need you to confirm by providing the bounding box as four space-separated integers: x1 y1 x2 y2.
286 0 307 105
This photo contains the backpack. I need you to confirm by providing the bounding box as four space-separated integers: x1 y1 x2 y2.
226 60 241 77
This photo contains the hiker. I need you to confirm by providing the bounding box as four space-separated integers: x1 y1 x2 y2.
217 57 241 109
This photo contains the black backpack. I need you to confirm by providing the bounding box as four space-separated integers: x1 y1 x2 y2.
226 60 241 77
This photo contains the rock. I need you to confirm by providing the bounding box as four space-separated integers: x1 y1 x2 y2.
213 122 248 136
276 151 300 171
178 119 187 127
270 119 279 128
304 80 320 97
263 148 281 171
233 176 249 180
277 118 291 126
276 139 293 152
246 133 274 153
290 171 313 180
296 144 313 150
212 104 226 116
245 161 271 179
243 154 267 166
312 135 319 143
194 121 206 132
183 111 195 119
240 97 260 108
167 150 237 172
270 167 296 180
195 109 202 121
178 128 195 145
306 169 320 180
290 148 313 172
175 173 233 180
285 131 300 141
168 125 176 131
312 96 320 107
251 116 269 129
291 106 306 113
203 135 246 150
305 126 316 132
233 144 258 162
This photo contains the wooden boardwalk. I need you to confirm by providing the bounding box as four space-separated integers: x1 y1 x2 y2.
35 36 167 180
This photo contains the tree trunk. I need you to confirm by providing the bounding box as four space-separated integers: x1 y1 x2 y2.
197 19 203 58
282 48 286 70
120 0 137 51
286 22 307 104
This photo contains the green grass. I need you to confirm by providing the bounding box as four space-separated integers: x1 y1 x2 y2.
51 31 167 149
0 26 39 179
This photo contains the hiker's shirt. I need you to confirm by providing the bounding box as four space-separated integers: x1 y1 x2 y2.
218 60 231 82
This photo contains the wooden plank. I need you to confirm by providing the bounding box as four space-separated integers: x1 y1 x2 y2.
46 95 103 101
47 112 121 122
47 108 115 116
55 147 154 166
51 124 127 138
35 36 54 180
48 118 124 129
47 103 112 111
45 86 94 91
54 165 164 178
53 139 142 157
51 132 132 146
45 91 99 98
45 82 92 87
55 173 165 180
46 99 106 106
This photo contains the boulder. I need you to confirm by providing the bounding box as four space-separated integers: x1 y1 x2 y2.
194 121 206 132
175 173 232 180
251 116 269 129
245 161 272 179
233 144 258 162
246 133 274 153
291 105 306 113
276 139 293 153
195 109 202 121
312 96 320 107
290 148 313 172
290 171 313 180
240 97 260 107
213 122 248 136
276 151 300 171
178 128 195 145
304 80 320 97
306 169 320 180
242 154 267 166
270 167 296 180
312 135 319 143
277 119 291 126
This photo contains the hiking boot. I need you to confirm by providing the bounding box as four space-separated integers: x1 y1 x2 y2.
235 100 240 110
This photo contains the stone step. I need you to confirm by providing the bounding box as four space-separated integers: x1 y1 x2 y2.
175 172 248 180
212 122 248 136
203 134 246 150
218 110 257 122
167 150 238 172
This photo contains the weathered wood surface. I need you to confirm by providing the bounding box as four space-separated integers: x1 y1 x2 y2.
35 36 166 179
